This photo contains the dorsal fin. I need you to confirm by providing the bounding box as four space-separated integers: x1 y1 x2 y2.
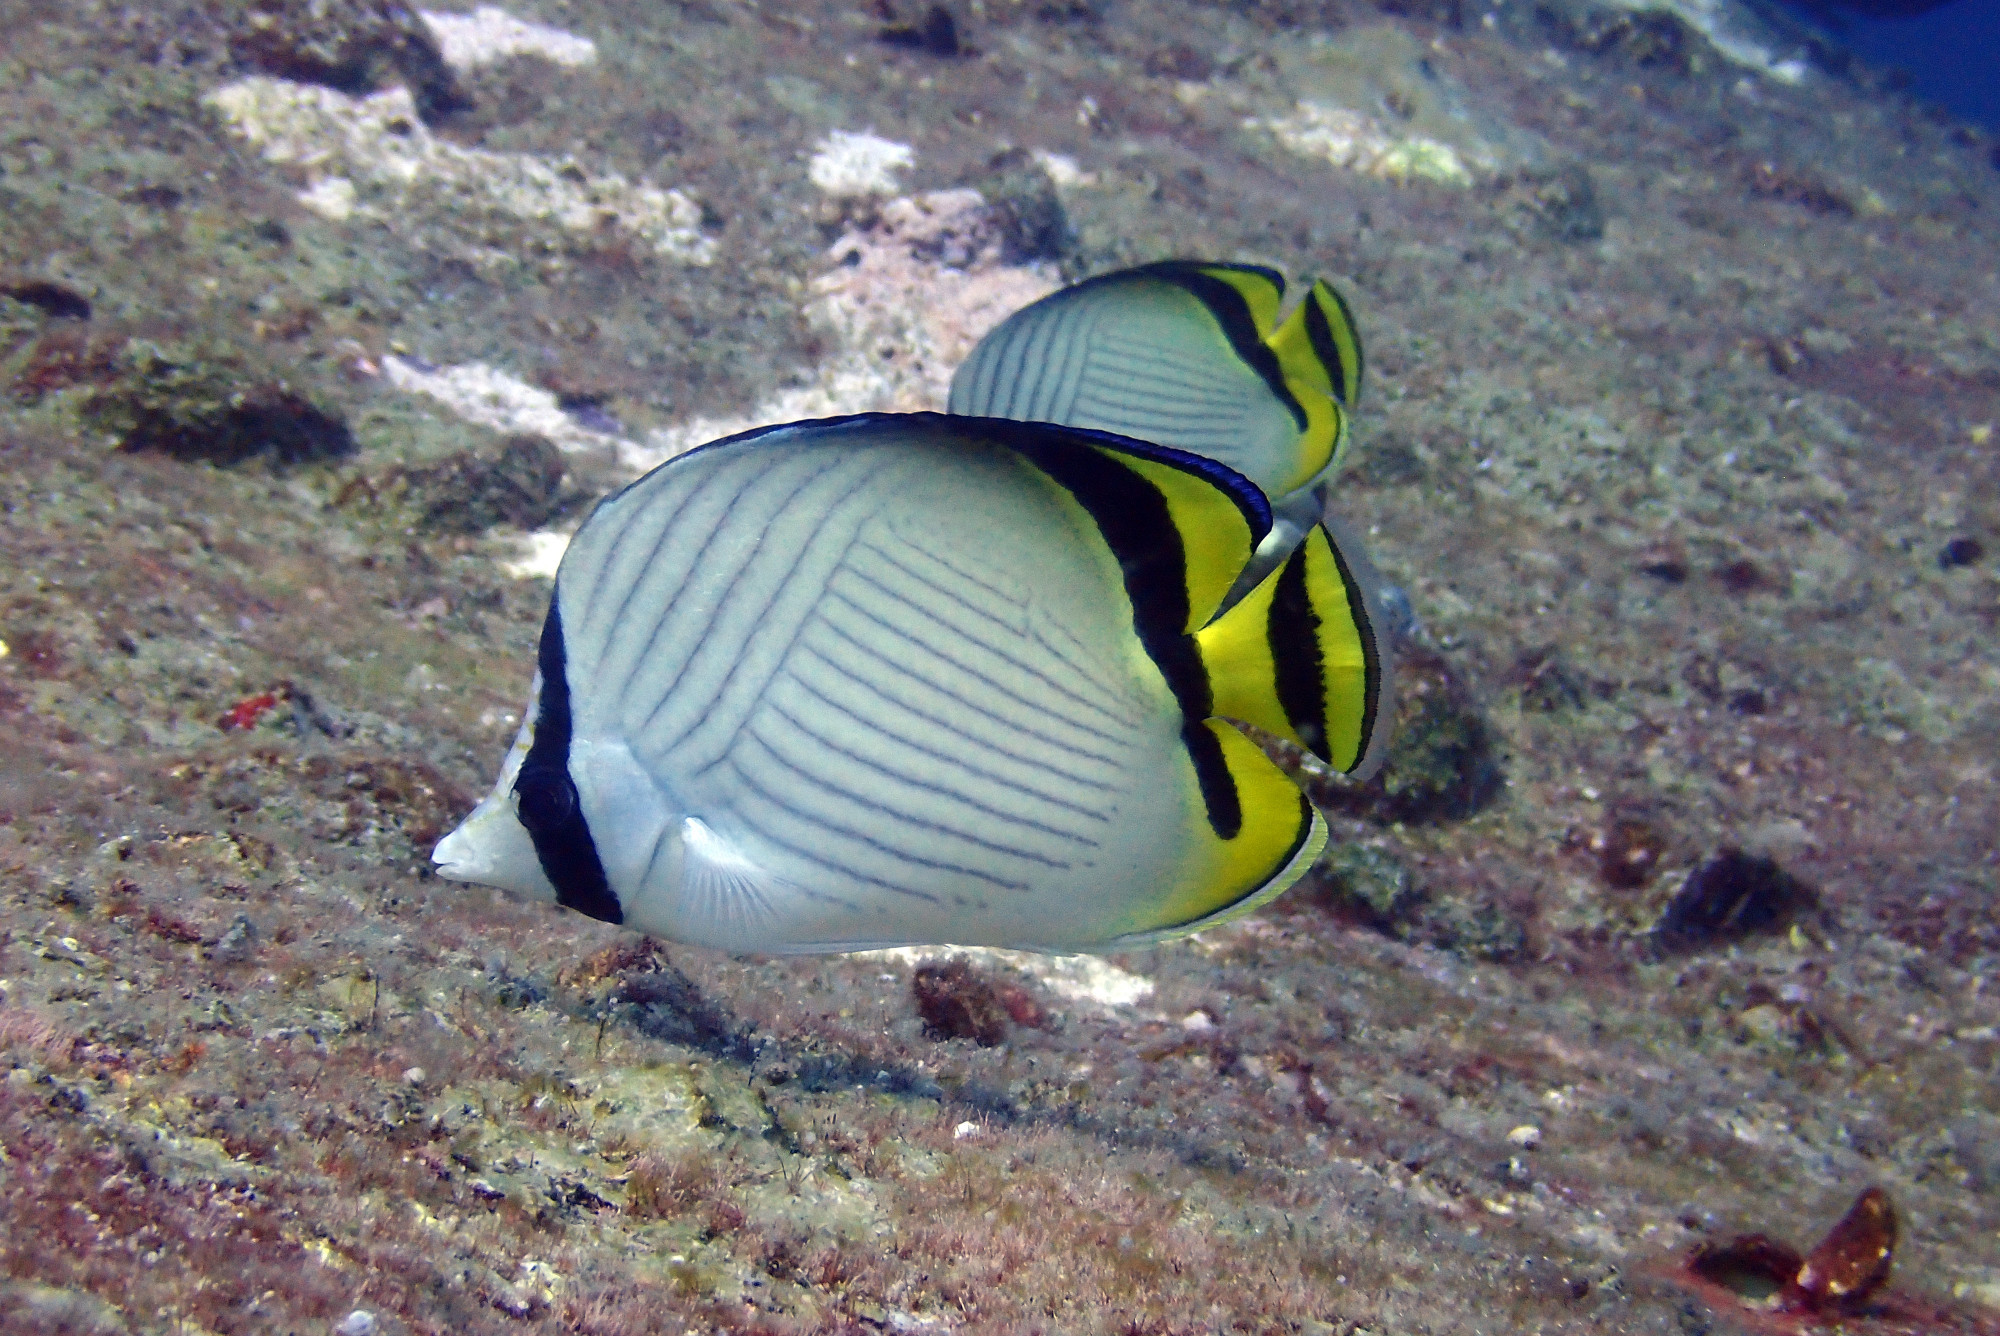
989 418 1271 632
1263 275 1364 480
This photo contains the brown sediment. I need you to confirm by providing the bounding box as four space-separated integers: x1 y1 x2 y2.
0 0 1996 1330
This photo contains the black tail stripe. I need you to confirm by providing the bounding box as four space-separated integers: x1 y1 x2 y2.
1320 531 1383 768
515 601 623 924
1302 290 1352 407
1268 544 1330 763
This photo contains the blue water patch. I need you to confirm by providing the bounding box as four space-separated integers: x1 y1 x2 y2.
1786 0 2000 131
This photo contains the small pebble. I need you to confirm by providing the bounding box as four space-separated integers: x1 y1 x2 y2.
403 1067 426 1086
1507 1124 1543 1148
1181 1009 1215 1032
1595 816 1667 890
209 913 258 964
953 1120 981 1140
1715 558 1766 594
1939 536 1984 569
1635 541 1689 583
1789 1186 1897 1312
336 1313 379 1336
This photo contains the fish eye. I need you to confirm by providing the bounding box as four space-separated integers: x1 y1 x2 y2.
514 765 578 832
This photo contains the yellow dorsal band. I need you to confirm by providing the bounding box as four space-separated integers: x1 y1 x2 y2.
1192 263 1286 332
1133 718 1325 940
1101 448 1259 631
1193 267 1364 494
1304 279 1365 408
1262 287 1359 489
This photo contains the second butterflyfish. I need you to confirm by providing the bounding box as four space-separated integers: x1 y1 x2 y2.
433 412 1390 953
952 259 1395 685
949 259 1363 506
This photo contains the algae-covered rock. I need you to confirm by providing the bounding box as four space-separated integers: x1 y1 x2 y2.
225 0 470 124
978 148 1072 264
1309 645 1502 825
1310 842 1527 961
1311 841 1419 929
1514 646 1593 714
345 433 587 535
1500 163 1607 244
82 338 354 467
0 1281 131 1336
1407 892 1530 963
912 957 1013 1046
1652 847 1820 954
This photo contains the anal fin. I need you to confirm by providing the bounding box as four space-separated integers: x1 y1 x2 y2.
1111 718 1326 948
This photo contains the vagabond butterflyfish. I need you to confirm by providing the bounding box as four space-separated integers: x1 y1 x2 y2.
434 413 1389 954
950 258 1371 615
949 259 1364 506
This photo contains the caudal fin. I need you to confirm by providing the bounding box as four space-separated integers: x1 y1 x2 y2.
1194 520 1388 775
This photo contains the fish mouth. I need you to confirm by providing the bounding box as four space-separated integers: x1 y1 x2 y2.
428 796 559 902
430 820 478 881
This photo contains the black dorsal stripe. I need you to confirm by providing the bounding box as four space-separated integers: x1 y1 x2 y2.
1267 544 1329 763
1000 427 1243 840
1320 531 1383 769
1143 262 1308 434
515 601 623 924
1302 287 1357 407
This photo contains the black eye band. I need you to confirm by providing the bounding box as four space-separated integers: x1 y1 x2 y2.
515 602 623 925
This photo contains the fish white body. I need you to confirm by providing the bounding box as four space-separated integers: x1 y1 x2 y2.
436 414 1335 954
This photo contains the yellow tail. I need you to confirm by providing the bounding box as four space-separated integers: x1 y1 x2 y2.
1194 521 1384 773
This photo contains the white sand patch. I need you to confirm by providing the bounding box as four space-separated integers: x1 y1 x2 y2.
204 77 713 264
296 175 358 220
1249 101 1479 187
808 130 914 197
383 357 627 451
498 529 572 580
1030 149 1094 188
865 947 1157 1012
419 6 598 69
1599 0 1807 81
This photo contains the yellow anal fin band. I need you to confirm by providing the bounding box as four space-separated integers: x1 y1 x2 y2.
1115 718 1326 946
